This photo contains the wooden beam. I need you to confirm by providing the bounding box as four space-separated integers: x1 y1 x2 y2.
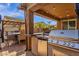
3 20 25 25
28 4 47 12
35 9 76 20
60 16 76 20
27 3 37 10
35 9 60 20
20 3 46 12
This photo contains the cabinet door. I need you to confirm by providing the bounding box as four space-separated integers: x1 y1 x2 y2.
52 49 68 56
38 40 47 56
31 37 38 55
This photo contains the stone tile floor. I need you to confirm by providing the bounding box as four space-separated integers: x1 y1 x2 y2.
0 44 34 56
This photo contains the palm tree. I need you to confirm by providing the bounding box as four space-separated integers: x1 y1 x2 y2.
34 21 57 33
47 21 51 30
34 22 47 32
47 21 57 30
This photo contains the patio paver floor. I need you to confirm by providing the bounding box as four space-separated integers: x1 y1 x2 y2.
0 44 34 56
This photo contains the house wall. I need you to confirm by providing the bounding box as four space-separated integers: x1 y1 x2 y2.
57 18 78 30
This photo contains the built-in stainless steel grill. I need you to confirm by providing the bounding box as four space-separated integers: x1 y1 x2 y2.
48 30 79 49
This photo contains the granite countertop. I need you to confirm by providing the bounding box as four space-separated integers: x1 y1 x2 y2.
8 32 20 35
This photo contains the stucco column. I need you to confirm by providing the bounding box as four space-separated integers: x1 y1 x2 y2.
25 9 34 51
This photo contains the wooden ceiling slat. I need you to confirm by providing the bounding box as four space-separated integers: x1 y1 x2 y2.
21 3 76 20
39 4 76 19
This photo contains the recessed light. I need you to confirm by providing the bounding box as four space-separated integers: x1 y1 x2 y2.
66 14 70 16
53 6 56 10
53 7 56 10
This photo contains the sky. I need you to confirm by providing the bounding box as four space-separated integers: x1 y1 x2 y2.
0 3 57 25
0 3 24 19
34 15 57 25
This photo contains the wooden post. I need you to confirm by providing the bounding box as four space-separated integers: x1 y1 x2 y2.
2 20 4 42
24 9 28 51
18 23 21 44
57 20 62 30
25 9 34 51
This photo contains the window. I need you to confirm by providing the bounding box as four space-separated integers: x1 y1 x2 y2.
63 21 68 30
62 19 77 30
69 21 76 30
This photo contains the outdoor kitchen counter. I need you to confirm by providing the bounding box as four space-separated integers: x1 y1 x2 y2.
31 34 48 56
31 33 79 56
32 34 48 41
